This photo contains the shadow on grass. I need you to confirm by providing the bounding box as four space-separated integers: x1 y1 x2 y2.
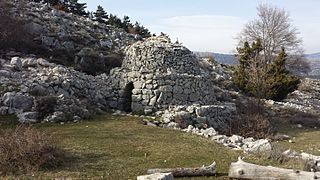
269 109 320 136
0 115 19 126
50 151 110 173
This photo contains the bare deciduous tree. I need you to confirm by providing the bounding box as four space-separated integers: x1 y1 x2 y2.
238 4 303 66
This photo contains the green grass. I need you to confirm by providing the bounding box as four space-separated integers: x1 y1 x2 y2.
0 115 18 126
273 118 320 156
0 114 316 179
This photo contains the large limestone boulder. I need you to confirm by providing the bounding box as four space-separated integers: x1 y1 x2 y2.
244 139 272 154
0 70 11 78
18 112 38 123
2 92 33 111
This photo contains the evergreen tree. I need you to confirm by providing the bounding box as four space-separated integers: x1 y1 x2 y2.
233 40 300 101
93 5 108 23
44 0 60 6
133 21 151 38
107 14 123 28
122 15 133 31
68 0 88 16
266 48 300 100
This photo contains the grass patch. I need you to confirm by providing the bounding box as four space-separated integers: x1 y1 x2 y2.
0 115 18 125
271 117 320 156
0 125 66 175
0 114 314 179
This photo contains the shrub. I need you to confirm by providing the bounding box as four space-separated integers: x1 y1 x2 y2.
174 114 188 129
34 96 58 120
0 125 65 174
229 99 272 139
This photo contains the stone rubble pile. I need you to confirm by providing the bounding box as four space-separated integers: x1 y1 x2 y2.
0 56 113 122
265 78 320 115
143 119 272 154
182 125 271 154
160 104 236 131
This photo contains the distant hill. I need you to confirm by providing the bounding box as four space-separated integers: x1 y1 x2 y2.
305 53 320 60
305 52 320 78
194 52 237 65
193 51 320 78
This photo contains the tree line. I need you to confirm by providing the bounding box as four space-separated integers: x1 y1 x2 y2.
30 0 152 38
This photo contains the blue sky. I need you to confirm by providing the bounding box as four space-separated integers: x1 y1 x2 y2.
80 0 320 54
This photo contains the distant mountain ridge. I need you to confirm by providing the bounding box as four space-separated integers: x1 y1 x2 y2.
305 53 320 60
194 51 320 78
305 52 320 78
193 52 237 65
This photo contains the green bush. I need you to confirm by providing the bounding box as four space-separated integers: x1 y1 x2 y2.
233 40 300 101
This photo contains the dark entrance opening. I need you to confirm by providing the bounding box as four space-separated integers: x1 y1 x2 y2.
122 82 134 112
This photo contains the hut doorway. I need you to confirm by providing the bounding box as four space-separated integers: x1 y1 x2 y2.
122 82 134 112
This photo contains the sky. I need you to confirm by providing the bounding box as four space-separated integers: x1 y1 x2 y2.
80 0 320 54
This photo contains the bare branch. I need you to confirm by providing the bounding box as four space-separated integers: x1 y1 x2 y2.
238 4 303 65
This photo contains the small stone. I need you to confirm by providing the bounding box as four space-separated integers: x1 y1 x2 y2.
202 127 218 138
10 57 22 71
146 121 157 127
166 122 179 129
17 112 38 123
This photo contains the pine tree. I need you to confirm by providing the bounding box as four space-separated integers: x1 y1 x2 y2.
93 5 108 23
234 41 254 92
44 0 60 6
133 21 151 38
266 47 300 100
68 0 88 16
122 16 133 32
233 41 300 101
107 14 123 28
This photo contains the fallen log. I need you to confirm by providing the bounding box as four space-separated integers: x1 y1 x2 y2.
147 162 216 177
229 157 320 180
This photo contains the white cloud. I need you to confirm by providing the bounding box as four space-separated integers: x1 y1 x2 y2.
148 15 247 53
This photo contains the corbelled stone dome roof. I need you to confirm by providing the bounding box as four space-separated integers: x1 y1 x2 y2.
122 36 205 75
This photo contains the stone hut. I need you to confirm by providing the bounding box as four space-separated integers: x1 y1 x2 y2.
107 36 235 130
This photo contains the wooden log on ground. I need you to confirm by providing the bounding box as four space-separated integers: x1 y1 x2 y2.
229 157 320 180
147 162 216 177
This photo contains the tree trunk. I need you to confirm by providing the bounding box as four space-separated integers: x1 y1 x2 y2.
147 162 216 177
229 157 320 180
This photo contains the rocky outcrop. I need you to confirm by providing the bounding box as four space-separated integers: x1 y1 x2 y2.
9 1 140 74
